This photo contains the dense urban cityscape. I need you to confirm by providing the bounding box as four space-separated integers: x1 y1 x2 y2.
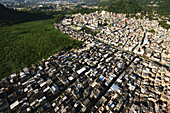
0 10 169 113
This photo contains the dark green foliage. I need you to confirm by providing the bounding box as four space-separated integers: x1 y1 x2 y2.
159 21 170 29
0 3 53 27
102 23 108 26
54 14 66 23
0 19 83 79
105 0 142 13
148 29 155 33
135 0 170 16
157 0 170 16
93 0 169 17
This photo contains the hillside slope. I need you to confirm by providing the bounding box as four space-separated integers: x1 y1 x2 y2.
0 19 83 79
105 0 142 13
91 0 170 16
0 3 52 26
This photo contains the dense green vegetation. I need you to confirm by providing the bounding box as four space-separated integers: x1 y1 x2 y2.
0 3 53 27
148 29 155 33
159 21 170 30
0 19 83 79
0 4 97 79
103 0 142 13
156 0 170 16
92 0 170 17
134 0 170 16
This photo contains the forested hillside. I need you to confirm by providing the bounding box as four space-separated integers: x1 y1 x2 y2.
105 0 142 13
0 3 53 26
91 0 170 16
0 19 83 79
156 0 170 16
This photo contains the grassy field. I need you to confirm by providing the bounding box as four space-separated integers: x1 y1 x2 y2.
0 19 83 79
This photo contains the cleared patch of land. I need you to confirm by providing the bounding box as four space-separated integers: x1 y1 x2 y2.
0 19 83 79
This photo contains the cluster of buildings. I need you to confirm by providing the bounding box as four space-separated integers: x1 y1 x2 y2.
0 38 135 112
62 11 170 66
55 19 169 112
96 58 169 113
0 11 169 113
